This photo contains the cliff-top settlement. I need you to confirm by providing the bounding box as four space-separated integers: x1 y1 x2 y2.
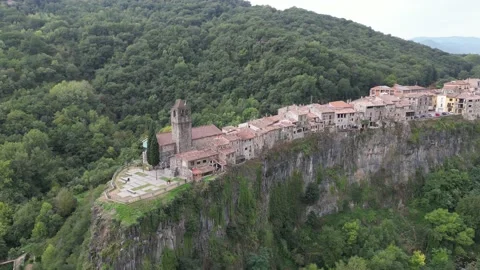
144 78 480 181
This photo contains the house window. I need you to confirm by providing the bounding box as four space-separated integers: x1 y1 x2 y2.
196 161 201 165
173 110 176 117
245 147 248 150
203 160 207 163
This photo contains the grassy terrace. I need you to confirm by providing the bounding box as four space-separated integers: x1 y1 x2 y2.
99 183 192 226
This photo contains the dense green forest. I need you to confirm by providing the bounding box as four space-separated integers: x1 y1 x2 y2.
1 0 480 268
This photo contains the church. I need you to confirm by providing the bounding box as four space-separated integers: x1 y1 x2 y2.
150 100 237 180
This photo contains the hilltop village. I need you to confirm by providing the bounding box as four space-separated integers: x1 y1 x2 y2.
145 78 480 181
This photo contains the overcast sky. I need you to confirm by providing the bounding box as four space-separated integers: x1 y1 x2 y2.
248 0 480 40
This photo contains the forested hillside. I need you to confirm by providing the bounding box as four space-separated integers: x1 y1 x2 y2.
0 0 480 268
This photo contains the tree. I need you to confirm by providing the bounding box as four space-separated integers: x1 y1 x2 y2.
31 221 47 239
334 256 367 270
428 248 454 270
147 124 159 167
0 202 12 238
55 188 77 217
384 74 397 87
424 208 474 254
246 247 271 270
300 263 322 270
42 244 56 270
422 169 471 210
369 245 410 270
457 194 480 231
409 250 426 270
303 182 320 205
318 226 346 267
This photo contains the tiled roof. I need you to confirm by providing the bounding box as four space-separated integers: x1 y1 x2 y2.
223 134 240 142
371 86 392 90
192 166 216 174
310 104 335 113
377 94 400 104
335 108 356 114
249 116 280 129
173 99 188 109
328 101 353 109
175 149 218 161
157 124 222 146
445 80 469 85
156 132 174 146
236 128 256 140
192 125 223 140
350 97 385 107
393 84 410 91
403 93 428 98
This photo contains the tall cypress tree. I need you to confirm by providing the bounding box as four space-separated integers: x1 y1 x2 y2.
147 124 160 167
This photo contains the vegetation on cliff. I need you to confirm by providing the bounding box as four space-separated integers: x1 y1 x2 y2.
84 119 480 270
1 0 480 268
98 148 480 270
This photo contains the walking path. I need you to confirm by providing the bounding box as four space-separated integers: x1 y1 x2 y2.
0 253 27 270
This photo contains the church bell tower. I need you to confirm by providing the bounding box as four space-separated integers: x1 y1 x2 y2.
171 99 192 153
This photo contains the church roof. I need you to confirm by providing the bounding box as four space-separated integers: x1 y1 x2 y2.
172 99 188 109
156 124 222 147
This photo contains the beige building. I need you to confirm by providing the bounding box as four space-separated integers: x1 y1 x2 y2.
376 94 414 121
392 84 428 96
444 80 470 92
350 97 386 127
456 92 480 119
370 85 394 96
403 93 429 116
327 101 359 129
466 78 480 91
169 149 221 181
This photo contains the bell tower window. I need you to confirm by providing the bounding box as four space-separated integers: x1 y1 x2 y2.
173 110 176 117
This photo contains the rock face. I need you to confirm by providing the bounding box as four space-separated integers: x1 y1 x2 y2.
87 120 479 269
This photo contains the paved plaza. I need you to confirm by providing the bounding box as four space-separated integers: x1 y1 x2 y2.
112 167 187 200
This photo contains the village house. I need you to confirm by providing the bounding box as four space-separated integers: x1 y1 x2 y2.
402 93 429 116
349 97 386 127
308 104 336 131
446 94 458 113
370 85 394 96
456 92 480 119
169 149 221 181
466 78 480 91
327 101 358 129
392 84 429 96
376 94 414 122
444 80 471 92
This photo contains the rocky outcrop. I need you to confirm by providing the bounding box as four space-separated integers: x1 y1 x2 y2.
87 119 480 269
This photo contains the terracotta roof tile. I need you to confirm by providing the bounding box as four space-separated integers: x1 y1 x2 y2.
192 125 223 140
172 99 188 109
175 149 218 161
157 124 222 146
236 128 256 140
328 101 353 109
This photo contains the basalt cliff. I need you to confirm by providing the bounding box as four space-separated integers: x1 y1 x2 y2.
84 118 480 269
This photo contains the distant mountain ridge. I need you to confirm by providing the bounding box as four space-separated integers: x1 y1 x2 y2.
412 36 480 54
